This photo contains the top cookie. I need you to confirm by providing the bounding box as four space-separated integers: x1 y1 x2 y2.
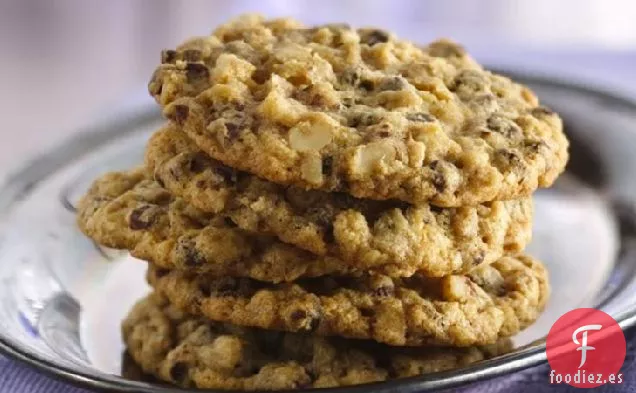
150 14 568 206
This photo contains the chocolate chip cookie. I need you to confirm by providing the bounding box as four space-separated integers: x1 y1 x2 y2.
147 254 549 347
145 126 533 277
150 14 568 206
77 168 358 283
123 292 512 389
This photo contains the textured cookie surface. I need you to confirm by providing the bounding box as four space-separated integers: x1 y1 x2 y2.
77 168 359 283
147 254 549 347
123 292 512 390
146 126 533 277
150 14 568 206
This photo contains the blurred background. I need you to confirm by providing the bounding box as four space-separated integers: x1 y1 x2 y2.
0 0 635 172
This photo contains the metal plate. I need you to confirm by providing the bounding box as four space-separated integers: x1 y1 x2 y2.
0 74 635 392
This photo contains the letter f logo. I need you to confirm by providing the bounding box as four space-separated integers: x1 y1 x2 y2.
573 324 602 368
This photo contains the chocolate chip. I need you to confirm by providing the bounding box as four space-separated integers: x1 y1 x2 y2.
181 49 202 62
225 121 242 141
161 49 177 64
429 161 447 193
251 68 270 84
169 362 188 384
377 77 406 91
359 80 374 91
128 205 156 230
433 173 447 193
188 152 210 173
321 156 333 176
373 286 394 297
363 30 389 46
169 104 189 125
185 63 209 81
531 106 555 117
406 112 434 123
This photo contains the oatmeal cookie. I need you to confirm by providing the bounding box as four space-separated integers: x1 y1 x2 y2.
147 254 549 347
123 292 512 389
149 14 568 206
145 126 533 277
76 168 358 283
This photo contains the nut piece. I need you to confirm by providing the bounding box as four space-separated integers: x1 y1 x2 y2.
441 276 487 302
411 122 455 162
352 141 397 176
289 120 334 152
300 154 324 185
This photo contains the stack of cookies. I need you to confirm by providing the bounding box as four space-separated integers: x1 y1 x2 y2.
77 15 568 390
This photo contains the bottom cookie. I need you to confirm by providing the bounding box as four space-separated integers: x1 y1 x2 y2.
123 292 512 390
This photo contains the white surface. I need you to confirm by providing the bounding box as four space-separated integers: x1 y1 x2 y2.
516 185 618 345
79 259 149 375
